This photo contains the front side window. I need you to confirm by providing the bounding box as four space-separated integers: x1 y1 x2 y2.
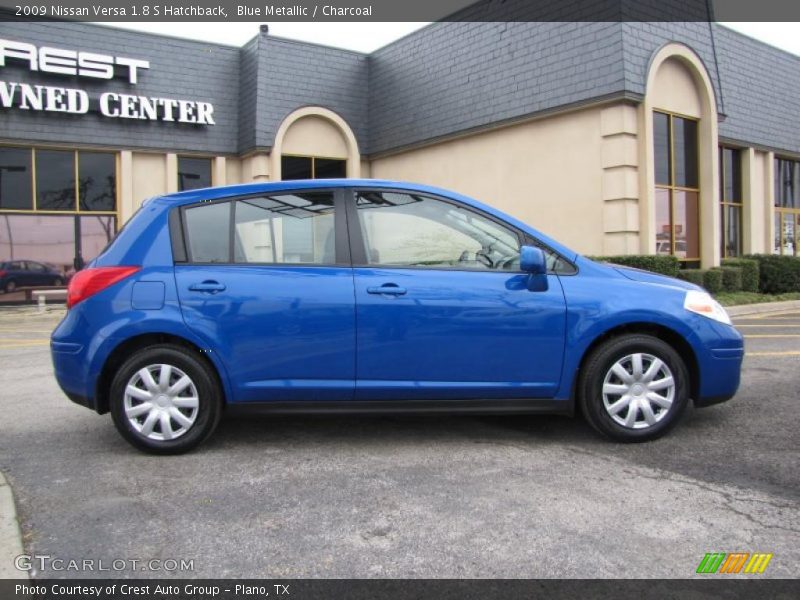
653 111 700 266
234 193 336 264
774 157 800 256
178 157 212 191
720 147 742 258
354 191 520 270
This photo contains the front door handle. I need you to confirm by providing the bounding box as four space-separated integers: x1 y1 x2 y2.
188 280 226 294
367 283 407 296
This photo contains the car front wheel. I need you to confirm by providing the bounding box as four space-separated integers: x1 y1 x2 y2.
578 334 689 442
110 345 222 454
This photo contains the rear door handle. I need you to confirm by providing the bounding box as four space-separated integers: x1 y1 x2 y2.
188 281 226 294
367 284 407 296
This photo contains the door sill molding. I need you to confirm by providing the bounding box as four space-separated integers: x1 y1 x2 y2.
225 398 572 416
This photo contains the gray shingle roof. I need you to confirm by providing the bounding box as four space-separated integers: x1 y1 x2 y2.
1 20 799 157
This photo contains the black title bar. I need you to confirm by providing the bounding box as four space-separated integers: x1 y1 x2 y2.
3 579 800 600
1 0 800 22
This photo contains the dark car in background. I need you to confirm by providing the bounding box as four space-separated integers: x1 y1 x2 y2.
0 260 65 293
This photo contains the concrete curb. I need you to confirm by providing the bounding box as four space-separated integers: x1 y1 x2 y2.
725 299 800 317
0 471 27 579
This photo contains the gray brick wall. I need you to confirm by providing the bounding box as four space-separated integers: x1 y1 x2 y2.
1 20 799 159
254 37 369 153
367 21 626 155
713 24 800 156
237 36 261 153
0 21 241 154
619 21 724 114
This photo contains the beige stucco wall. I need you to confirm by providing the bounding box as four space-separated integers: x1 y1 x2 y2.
370 105 609 255
281 115 349 158
132 153 168 211
649 58 702 118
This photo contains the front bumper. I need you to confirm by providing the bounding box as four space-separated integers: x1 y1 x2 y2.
694 324 744 407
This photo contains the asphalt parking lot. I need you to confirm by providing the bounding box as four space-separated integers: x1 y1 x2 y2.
0 307 798 579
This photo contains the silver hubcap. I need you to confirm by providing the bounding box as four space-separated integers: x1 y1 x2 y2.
602 353 675 430
124 364 199 441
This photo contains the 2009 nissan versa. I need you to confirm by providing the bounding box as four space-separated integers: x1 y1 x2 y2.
51 180 743 453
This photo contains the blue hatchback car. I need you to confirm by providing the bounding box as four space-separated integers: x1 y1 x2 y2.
51 180 743 453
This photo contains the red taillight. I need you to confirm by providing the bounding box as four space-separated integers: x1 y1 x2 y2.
0 269 6 277
67 266 140 308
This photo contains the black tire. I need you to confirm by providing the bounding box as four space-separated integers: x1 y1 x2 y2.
4 279 16 293
110 344 222 454
578 334 689 442
53 277 64 286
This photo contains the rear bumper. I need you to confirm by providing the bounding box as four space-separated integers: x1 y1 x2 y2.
51 338 99 412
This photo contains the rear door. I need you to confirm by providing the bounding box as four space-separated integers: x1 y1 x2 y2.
347 188 567 401
173 189 356 403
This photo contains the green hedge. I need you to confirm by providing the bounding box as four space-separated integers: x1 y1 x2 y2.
590 255 680 277
676 269 705 287
676 269 724 293
744 254 800 294
703 269 723 294
719 266 743 293
721 258 759 293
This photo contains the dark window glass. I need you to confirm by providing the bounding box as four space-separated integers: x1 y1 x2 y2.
184 202 230 263
314 158 346 179
721 147 741 202
27 261 45 272
0 214 74 272
0 147 33 210
282 156 313 180
79 152 116 211
36 150 76 211
674 190 700 260
673 117 698 188
724 204 741 258
777 159 800 209
79 215 116 262
234 193 336 264
355 191 520 270
654 112 671 186
178 157 212 191
795 162 800 209
655 188 671 255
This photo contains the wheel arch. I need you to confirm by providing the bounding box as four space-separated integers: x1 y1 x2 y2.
94 333 228 415
573 322 700 404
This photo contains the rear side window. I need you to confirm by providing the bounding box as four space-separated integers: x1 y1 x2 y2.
180 192 337 265
234 193 335 264
184 202 230 263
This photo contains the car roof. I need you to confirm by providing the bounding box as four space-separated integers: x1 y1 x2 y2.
157 179 455 205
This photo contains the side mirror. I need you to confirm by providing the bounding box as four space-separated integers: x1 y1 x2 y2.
519 245 547 275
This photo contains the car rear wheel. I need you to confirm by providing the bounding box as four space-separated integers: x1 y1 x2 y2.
110 345 222 454
578 334 689 442
4 280 16 293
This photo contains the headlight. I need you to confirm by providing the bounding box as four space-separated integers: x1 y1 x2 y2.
683 290 732 325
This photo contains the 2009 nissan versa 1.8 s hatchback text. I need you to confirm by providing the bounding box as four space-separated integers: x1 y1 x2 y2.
51 180 744 454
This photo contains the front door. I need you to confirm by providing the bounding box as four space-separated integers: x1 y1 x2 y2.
174 189 355 402
347 189 567 401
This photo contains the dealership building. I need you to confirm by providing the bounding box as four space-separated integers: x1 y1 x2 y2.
1 19 799 279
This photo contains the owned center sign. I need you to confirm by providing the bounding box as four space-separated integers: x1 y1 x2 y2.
0 38 216 125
